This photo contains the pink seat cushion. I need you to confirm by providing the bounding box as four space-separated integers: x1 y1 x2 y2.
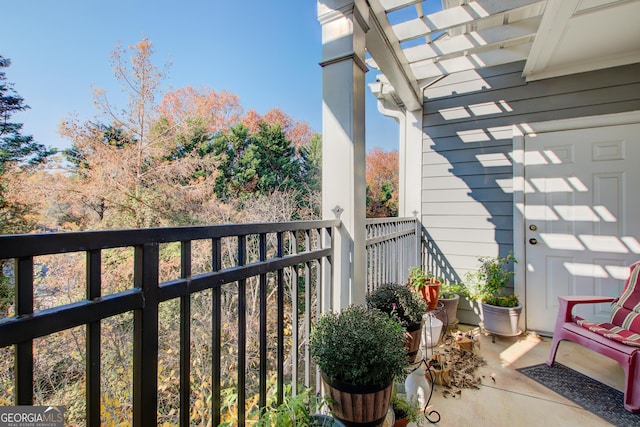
574 317 640 347
610 263 640 334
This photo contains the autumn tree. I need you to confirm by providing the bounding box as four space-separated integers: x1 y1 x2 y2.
158 85 243 134
366 148 399 218
59 39 221 229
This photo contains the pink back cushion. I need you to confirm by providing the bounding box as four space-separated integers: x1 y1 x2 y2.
610 262 640 333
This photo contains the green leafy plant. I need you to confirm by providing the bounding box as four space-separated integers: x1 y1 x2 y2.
309 305 407 387
391 389 423 424
254 387 337 427
407 267 437 291
466 252 518 307
366 284 427 328
439 282 468 299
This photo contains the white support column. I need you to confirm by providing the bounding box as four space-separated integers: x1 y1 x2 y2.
400 109 423 219
318 0 369 310
375 98 423 219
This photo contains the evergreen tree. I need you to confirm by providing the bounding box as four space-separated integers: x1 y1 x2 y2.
0 56 52 176
212 122 312 202
0 56 53 235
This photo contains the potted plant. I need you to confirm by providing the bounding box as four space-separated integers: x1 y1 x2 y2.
366 284 428 363
466 252 521 336
435 282 468 329
391 389 422 427
408 267 441 311
255 387 345 427
309 305 407 426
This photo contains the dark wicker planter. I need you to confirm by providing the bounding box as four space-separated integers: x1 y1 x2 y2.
322 373 393 427
405 321 423 363
311 414 347 426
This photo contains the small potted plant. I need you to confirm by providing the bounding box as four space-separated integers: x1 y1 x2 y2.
366 284 428 362
309 305 407 426
435 282 468 329
391 389 422 427
255 387 345 427
466 252 521 336
408 267 441 311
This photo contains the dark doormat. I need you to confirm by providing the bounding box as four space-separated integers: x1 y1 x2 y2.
517 363 640 426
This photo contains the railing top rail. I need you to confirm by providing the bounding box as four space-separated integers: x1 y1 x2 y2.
365 217 416 225
0 219 340 259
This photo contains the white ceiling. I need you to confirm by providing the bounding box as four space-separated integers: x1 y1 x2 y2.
367 0 640 110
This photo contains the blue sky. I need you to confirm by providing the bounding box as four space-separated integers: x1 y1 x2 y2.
3 0 403 152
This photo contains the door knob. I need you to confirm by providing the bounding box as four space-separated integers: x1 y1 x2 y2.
529 238 538 245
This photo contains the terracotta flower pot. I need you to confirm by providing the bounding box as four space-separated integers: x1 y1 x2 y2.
393 417 409 427
420 279 441 311
322 373 393 427
405 321 423 363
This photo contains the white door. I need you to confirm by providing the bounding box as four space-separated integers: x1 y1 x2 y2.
524 123 640 334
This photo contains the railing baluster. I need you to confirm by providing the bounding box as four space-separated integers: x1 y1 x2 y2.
133 242 160 427
258 233 267 414
304 230 312 389
180 241 191 427
212 237 222 427
237 235 247 427
276 231 284 404
291 232 299 396
315 229 323 394
86 249 101 426
15 256 33 405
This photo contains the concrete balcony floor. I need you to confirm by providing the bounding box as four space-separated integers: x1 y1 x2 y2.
417 325 625 427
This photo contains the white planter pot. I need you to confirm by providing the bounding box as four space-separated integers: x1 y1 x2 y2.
480 302 522 336
420 315 443 351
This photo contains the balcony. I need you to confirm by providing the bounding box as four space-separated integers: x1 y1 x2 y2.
0 217 627 426
1 1 638 425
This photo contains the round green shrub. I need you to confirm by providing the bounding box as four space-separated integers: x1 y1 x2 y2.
366 284 427 328
309 305 407 387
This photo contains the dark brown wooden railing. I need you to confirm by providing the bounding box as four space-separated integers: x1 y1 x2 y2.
0 220 339 426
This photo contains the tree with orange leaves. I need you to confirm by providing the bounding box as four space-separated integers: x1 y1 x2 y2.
366 148 399 218
158 86 243 134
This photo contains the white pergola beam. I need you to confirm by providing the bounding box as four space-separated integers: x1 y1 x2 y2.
392 0 543 42
522 0 579 78
403 16 540 63
366 0 423 111
411 41 532 81
379 0 423 13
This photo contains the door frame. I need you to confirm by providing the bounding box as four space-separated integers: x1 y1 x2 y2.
512 110 640 333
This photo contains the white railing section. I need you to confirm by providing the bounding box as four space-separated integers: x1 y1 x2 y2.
365 217 420 293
